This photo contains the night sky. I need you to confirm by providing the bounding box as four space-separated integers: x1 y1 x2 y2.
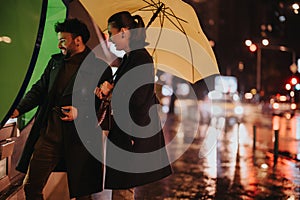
184 0 300 98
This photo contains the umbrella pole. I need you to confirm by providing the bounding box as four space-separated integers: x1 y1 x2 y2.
146 3 164 28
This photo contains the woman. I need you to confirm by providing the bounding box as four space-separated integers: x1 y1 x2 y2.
95 11 172 199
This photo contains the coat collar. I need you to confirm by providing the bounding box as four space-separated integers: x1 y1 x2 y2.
49 48 97 96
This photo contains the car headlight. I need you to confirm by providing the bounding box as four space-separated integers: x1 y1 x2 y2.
211 105 223 116
234 106 244 115
272 103 279 109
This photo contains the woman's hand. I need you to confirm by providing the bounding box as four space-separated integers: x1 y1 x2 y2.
94 81 114 99
60 106 78 121
101 81 114 95
94 86 104 99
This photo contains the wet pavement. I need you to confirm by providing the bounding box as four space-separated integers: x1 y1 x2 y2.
133 105 300 199
6 103 300 200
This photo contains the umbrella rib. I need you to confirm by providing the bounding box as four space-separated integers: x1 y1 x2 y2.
151 25 163 57
146 3 164 28
137 0 159 13
139 1 165 57
142 0 160 9
139 1 188 33
151 7 164 56
142 1 188 24
102 0 196 82
161 9 188 23
124 0 164 57
142 1 195 82
162 12 186 33
139 8 159 12
159 7 165 28
163 7 195 82
148 0 161 8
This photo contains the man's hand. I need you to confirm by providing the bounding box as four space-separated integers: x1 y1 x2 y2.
11 109 19 118
60 106 78 121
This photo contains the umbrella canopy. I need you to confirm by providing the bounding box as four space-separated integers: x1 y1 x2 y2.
79 0 219 83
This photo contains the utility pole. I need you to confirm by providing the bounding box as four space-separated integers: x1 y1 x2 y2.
246 40 297 95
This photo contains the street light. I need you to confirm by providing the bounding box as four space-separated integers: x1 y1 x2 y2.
291 77 298 85
292 3 299 14
245 39 297 93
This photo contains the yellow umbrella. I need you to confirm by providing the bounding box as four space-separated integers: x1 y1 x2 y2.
79 0 219 83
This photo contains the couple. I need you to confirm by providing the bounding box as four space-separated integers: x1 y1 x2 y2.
11 12 172 200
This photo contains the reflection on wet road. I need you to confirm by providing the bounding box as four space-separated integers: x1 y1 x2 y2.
135 103 300 199
244 104 300 161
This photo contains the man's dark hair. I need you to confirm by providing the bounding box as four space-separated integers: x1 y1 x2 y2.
55 18 90 44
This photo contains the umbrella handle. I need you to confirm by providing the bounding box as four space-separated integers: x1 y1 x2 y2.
146 3 164 28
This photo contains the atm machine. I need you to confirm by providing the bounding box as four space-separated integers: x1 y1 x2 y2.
0 118 31 198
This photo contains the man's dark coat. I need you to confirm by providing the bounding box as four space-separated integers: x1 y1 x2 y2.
16 49 112 198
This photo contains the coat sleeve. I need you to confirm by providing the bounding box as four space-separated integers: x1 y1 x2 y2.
16 59 52 115
130 51 155 105
98 65 113 86
128 51 156 125
95 66 113 108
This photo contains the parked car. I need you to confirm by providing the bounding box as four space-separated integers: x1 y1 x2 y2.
199 90 244 125
270 94 296 119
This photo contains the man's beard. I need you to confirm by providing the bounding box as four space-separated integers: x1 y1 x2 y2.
61 48 73 58
60 47 67 56
65 50 72 58
61 41 76 58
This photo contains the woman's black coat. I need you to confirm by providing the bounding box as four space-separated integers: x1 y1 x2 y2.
105 48 172 189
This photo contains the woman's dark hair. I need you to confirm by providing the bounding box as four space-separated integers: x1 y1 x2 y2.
108 11 147 49
55 18 90 44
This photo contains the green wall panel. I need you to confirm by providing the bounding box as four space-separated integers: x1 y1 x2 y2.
22 0 66 127
0 0 44 125
0 0 66 127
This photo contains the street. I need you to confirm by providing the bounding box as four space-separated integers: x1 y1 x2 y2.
6 101 300 199
242 103 300 160
134 101 300 199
